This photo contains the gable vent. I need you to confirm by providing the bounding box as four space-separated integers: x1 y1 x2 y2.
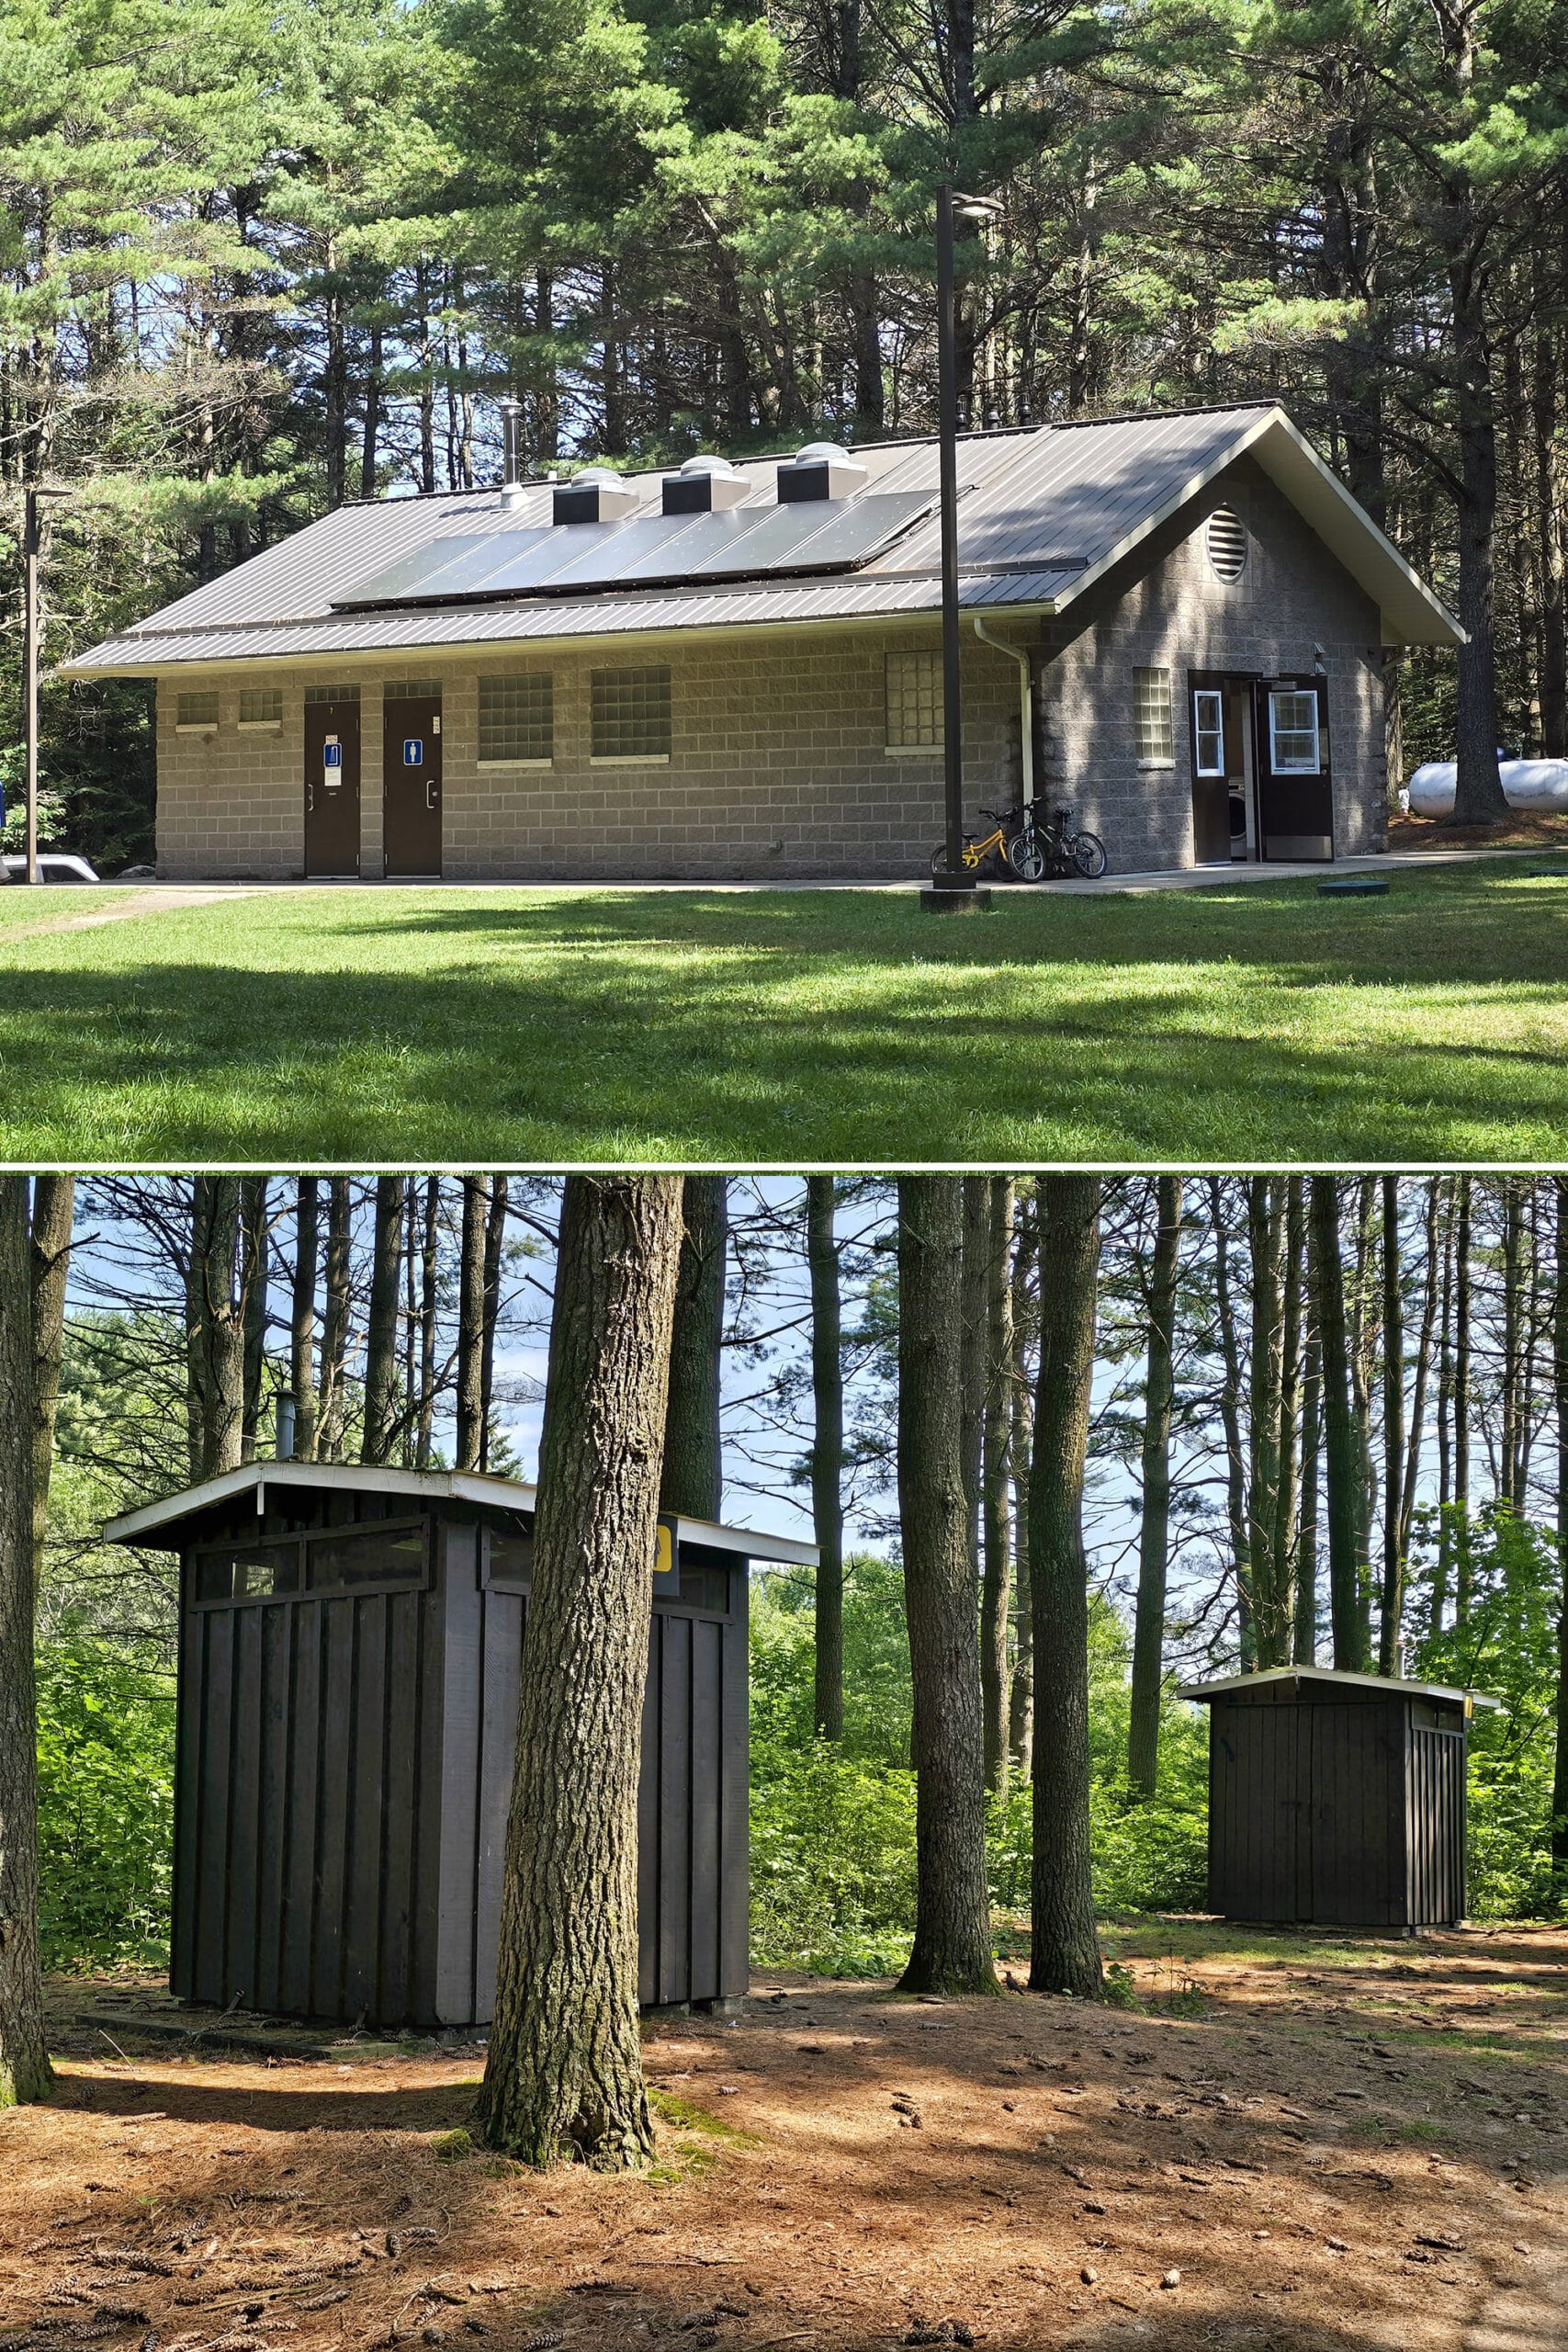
1206 506 1247 582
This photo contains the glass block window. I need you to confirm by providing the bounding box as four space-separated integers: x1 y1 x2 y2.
479 673 554 764
591 665 671 762
304 682 360 704
1133 667 1173 763
1192 687 1224 777
238 685 283 727
175 689 219 729
1269 688 1322 773
885 650 942 750
383 679 441 700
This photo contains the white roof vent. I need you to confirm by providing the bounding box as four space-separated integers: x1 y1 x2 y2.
1206 505 1247 582
552 467 641 525
777 442 868 503
663 454 750 515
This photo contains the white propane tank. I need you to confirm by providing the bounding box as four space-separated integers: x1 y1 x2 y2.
1405 758 1568 819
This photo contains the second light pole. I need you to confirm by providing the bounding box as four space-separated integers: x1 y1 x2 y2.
927 182 1000 912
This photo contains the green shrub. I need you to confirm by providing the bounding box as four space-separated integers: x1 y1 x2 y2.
36 1635 175 1968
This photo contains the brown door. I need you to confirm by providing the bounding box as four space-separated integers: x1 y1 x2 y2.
1189 675 1231 862
383 695 443 876
303 699 361 876
1254 677 1333 861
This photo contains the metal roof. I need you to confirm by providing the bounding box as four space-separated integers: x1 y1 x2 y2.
103 1459 819 1567
63 406 1461 676
1177 1666 1502 1710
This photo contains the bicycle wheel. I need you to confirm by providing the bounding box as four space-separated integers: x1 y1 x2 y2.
1006 829 1047 883
1070 831 1108 880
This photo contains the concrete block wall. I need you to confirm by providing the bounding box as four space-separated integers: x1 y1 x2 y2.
1036 456 1389 874
155 626 1021 883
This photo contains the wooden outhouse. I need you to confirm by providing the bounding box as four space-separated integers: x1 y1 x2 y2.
1178 1667 1501 1930
106 1462 816 2030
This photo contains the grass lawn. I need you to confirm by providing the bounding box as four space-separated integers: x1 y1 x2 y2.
3 859 1567 1160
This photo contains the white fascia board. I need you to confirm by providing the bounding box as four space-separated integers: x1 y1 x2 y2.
1176 1663 1501 1710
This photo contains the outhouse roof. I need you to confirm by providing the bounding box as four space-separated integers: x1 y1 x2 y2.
1177 1665 1502 1710
103 1459 820 1567
62 403 1462 678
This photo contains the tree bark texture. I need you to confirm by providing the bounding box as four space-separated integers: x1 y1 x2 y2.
659 1176 727 1521
317 1178 352 1462
456 1175 490 1473
1553 1176 1568 1864
28 1174 72 1597
239 1177 269 1463
1029 1175 1104 2001
1380 1175 1405 1676
363 1176 405 1466
475 1175 682 2169
479 1176 511 1473
188 1177 243 1479
895 1177 997 1998
1008 1199 1037 1778
980 1176 1014 1794
807 1176 845 1740
289 1178 319 1462
1128 1175 1180 1798
1311 1177 1369 1672
0 1179 51 2107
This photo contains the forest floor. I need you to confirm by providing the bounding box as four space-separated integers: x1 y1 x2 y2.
7 1922 1568 2352
0 861 1565 1159
1388 810 1568 853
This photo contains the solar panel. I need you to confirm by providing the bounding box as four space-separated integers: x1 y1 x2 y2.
333 490 934 613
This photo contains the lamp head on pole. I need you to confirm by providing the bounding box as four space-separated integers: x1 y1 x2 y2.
951 191 1002 224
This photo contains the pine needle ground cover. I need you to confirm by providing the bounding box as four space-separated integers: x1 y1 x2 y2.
1 861 1565 1160
18 1932 1568 2352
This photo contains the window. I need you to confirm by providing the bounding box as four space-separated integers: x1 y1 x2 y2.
1192 688 1224 777
1269 688 1322 773
305 1521 428 1594
591 665 671 763
175 689 219 732
304 682 360 705
194 1542 300 1604
885 650 942 751
479 673 554 766
238 685 283 729
671 1563 732 1616
1133 667 1173 764
383 680 441 701
1205 507 1247 583
484 1527 535 1591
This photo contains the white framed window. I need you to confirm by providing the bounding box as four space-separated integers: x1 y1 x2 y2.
1192 688 1224 777
479 672 553 766
591 665 671 763
175 688 220 733
238 685 283 731
885 650 943 752
1269 688 1321 773
1133 667 1173 764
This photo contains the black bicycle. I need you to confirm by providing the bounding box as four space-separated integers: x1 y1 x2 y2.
990 800 1107 882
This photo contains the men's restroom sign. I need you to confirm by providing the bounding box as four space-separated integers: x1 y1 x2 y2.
402 739 423 766
322 737 342 782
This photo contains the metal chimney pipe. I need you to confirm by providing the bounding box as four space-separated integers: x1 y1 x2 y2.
276 1388 298 1462
497 397 525 505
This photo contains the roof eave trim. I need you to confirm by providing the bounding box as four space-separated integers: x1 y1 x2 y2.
1175 1663 1502 1710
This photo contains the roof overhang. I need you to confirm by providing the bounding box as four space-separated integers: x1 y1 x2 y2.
1052 408 1463 650
103 1459 818 1567
1177 1664 1501 1710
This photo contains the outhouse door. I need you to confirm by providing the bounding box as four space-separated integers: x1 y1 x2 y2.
383 689 443 876
1254 677 1333 862
304 696 362 876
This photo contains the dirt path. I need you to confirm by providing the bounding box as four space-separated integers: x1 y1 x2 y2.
7 1928 1568 2352
0 887 254 941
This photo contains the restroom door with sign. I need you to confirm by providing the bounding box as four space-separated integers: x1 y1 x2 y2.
383 691 443 876
303 698 362 876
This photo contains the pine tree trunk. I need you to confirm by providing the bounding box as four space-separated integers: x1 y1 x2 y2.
479 1177 510 1473
960 1176 988 1596
1552 1176 1568 1865
1247 1181 1286 1666
1272 1179 1305 1658
1380 1175 1404 1676
1455 1175 1472 1623
895 1177 997 1998
290 1178 318 1462
456 1175 489 1473
659 1177 727 1520
1129 1175 1180 1798
980 1177 1014 1795
416 1174 441 1469
239 1178 269 1462
1029 1176 1103 2001
189 1177 243 1478
0 1178 51 2108
28 1174 72 1595
475 1176 682 2168
807 1176 845 1741
1295 1333 1321 1665
1210 1184 1250 1663
1311 1178 1368 1671
1008 1201 1036 1777
363 1176 404 1466
318 1178 352 1462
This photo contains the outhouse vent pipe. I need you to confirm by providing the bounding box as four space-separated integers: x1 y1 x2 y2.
276 1388 298 1462
497 397 525 508
972 616 1034 808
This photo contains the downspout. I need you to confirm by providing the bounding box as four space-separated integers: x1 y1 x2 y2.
972 616 1034 807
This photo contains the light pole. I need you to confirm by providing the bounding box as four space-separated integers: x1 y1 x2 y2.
925 183 1000 914
19 483 69 887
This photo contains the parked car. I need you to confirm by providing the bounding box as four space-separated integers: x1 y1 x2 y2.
1 852 101 884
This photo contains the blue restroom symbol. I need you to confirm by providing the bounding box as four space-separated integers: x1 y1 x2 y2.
403 739 423 766
322 740 343 769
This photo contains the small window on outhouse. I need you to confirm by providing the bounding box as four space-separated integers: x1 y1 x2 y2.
305 1520 429 1594
1133 667 1173 764
1205 507 1247 583
479 673 554 766
591 666 671 763
194 1540 301 1603
175 689 220 733
238 685 283 730
885 650 943 751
